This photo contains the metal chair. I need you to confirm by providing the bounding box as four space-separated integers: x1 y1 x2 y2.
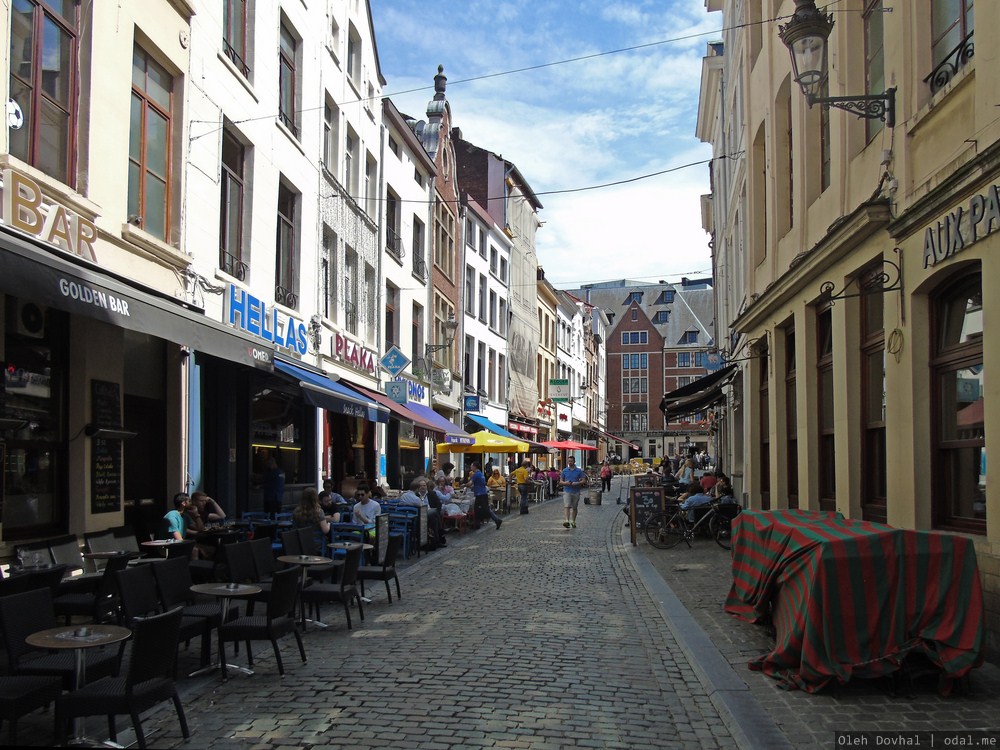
300 546 364 630
53 555 129 624
55 607 191 749
0 675 62 745
357 534 403 603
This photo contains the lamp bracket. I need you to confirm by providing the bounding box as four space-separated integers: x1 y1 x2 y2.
819 248 903 303
807 87 896 127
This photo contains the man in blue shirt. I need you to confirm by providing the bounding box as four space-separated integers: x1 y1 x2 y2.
559 456 588 529
163 492 193 540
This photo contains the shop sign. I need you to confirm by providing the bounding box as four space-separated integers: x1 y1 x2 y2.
464 395 480 412
225 284 307 355
394 375 426 400
924 183 1000 267
2 167 98 262
333 333 377 375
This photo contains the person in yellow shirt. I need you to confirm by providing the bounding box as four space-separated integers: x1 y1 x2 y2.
486 468 506 489
512 459 532 515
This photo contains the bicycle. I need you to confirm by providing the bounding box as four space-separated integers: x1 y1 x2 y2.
644 500 741 550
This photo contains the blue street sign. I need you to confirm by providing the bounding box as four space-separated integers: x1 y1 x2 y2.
380 345 410 377
385 380 408 405
464 395 480 412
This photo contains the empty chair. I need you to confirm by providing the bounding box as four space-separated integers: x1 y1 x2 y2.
220 542 267 614
53 555 129 624
301 546 365 630
152 555 226 625
22 564 70 598
0 575 31 599
55 607 191 749
357 534 404 604
248 537 278 584
48 535 96 590
0 588 121 690
110 526 141 553
279 529 301 556
115 565 211 669
82 530 118 572
0 675 63 745
217 566 305 680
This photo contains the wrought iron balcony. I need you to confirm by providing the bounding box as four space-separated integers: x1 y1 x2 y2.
386 227 404 260
275 285 298 310
277 109 299 138
222 42 250 77
924 32 974 94
220 250 248 281
344 300 358 335
412 252 427 281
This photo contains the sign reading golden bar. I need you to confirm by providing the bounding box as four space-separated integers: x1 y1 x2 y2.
924 182 1000 267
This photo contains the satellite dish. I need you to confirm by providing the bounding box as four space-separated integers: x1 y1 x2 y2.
7 98 23 130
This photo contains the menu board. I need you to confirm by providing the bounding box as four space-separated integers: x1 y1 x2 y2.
629 486 665 545
373 512 390 564
90 380 122 514
418 505 428 549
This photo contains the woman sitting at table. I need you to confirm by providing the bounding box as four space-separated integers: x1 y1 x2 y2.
292 487 332 555
487 468 506 490
398 476 446 549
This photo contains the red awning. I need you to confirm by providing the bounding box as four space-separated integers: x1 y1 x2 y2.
541 440 596 451
339 382 441 433
588 427 640 451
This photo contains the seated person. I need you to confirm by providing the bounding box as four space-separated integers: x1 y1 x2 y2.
292 487 332 555
700 471 719 494
486 468 507 490
678 489 715 522
191 491 227 525
398 476 446 548
318 490 345 520
164 493 194 540
351 488 381 525
433 475 455 502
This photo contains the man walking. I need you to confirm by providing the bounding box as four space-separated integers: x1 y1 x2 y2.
560 455 587 529
512 458 532 515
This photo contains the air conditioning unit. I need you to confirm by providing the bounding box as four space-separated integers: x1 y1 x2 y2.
16 301 47 338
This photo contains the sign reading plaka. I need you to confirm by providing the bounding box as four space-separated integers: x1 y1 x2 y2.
380 345 410 376
549 378 570 403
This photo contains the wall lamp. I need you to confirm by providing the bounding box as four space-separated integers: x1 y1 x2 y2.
85 424 138 440
779 0 896 127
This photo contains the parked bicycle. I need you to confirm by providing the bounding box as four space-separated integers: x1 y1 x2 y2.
644 500 742 550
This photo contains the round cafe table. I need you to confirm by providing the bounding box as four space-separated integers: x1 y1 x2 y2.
277 555 335 629
27 624 132 747
188 583 262 678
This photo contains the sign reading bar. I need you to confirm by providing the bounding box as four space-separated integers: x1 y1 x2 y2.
2 167 99 262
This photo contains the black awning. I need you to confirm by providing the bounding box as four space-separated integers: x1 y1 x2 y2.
660 364 737 419
0 229 275 370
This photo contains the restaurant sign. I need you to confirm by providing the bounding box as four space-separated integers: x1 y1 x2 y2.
2 167 98 262
333 333 377 376
924 182 1000 267
225 284 308 356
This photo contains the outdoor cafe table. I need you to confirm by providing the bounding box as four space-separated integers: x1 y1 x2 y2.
724 509 985 693
277 555 336 629
188 582 262 677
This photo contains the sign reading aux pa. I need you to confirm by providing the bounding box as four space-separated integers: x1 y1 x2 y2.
924 182 1000 267
226 284 308 355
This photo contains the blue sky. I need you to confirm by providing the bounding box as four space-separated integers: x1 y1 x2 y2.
369 0 724 288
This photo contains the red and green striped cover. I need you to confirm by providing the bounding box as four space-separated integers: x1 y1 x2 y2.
724 509 984 692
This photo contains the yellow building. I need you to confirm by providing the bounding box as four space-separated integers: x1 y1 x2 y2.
700 1 998 654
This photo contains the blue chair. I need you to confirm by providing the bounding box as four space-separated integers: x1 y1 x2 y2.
241 511 270 522
387 512 416 559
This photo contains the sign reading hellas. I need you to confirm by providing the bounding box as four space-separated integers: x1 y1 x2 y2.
1 167 98 261
225 283 308 356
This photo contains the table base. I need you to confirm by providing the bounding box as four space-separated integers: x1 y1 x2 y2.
66 735 125 748
189 661 254 678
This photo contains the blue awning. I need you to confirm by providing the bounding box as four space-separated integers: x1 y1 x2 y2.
465 413 518 438
274 359 388 423
405 403 475 445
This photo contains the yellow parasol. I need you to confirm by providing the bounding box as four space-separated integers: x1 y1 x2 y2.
436 430 529 454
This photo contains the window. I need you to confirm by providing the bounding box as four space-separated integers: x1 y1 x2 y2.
388 135 400 158
414 168 425 188
365 152 376 217
656 290 675 304
864 0 885 141
278 21 298 137
128 46 173 241
412 218 426 279
488 348 496 400
346 23 361 88
384 283 399 351
678 352 691 368
499 300 508 336
490 247 498 275
322 227 336 318
223 0 249 76
220 129 246 280
478 274 487 322
465 220 474 247
431 295 455 368
932 0 974 68
694 352 705 367
345 128 359 195
411 303 424 362
631 309 638 321
344 248 357 334
931 270 984 533
489 290 497 330
498 354 506 401
654 311 669 324
499 257 508 284
817 308 835 510
9 0 79 184
323 100 338 172
479 228 487 257
463 334 474 385
625 292 642 304
820 99 831 191
785 325 798 509
679 330 699 345
758 341 771 510
275 181 298 309
464 267 476 315
622 331 647 346
677 376 691 388
861 287 886 522
476 342 486 392
434 201 456 280
385 189 401 260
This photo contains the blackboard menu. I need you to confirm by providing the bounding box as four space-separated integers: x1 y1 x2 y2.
629 486 665 545
90 379 122 514
373 512 390 564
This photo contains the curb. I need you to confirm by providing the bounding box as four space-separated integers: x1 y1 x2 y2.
620 519 794 750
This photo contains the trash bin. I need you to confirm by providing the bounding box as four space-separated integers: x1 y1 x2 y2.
587 489 603 506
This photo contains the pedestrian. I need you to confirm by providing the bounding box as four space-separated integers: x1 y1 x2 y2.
512 458 532 515
559 455 588 529
599 459 613 493
263 457 285 516
467 461 502 530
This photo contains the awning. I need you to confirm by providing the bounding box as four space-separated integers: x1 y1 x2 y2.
405 402 475 445
338 381 442 433
0 227 275 370
467 413 550 453
273 358 388 423
588 427 640 451
660 364 737 419
541 440 596 451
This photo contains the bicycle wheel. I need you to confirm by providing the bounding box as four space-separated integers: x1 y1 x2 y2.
709 512 732 550
644 511 685 549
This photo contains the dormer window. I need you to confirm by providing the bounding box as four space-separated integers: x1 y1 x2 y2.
678 330 699 345
654 311 669 324
655 290 675 304
625 291 642 304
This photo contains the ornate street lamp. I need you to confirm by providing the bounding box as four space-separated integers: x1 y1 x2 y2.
778 0 895 127
424 314 458 406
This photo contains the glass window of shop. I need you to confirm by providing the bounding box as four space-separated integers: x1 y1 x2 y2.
932 269 984 533
2 298 68 538
249 379 311 512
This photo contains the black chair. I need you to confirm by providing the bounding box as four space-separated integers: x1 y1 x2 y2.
279 529 301 556
115 565 211 670
48 535 101 593
110 526 141 553
55 607 191 749
22 564 70 597
301 546 365 630
0 575 31 599
0 588 121 690
82 530 118 571
357 533 403 603
218 566 305 680
0 675 62 745
151 555 226 625
248 537 278 584
53 555 129 624
220 542 267 615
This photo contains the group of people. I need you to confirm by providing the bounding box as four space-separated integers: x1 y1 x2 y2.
162 491 228 559
677 470 737 521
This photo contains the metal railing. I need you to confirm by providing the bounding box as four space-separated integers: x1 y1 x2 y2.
924 32 974 94
220 250 248 281
412 252 427 281
275 285 298 310
223 41 250 77
386 226 404 260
